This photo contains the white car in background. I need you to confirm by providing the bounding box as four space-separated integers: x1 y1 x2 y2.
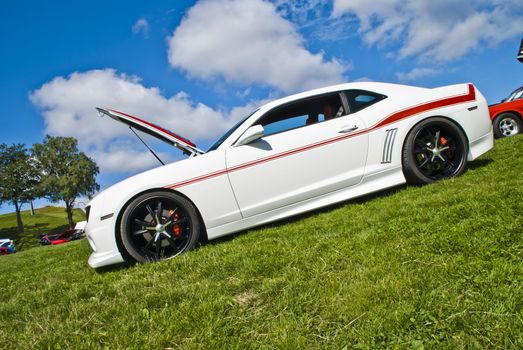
86 82 493 268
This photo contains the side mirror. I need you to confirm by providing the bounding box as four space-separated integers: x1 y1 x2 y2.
236 125 265 146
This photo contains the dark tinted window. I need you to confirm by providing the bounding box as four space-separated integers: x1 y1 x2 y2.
258 93 345 137
345 90 387 113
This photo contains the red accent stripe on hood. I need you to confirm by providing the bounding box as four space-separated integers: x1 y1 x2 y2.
108 109 197 147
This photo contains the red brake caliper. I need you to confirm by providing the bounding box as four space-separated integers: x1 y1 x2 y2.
440 136 450 158
168 209 181 236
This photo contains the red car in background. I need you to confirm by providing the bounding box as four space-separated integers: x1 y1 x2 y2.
489 86 523 138
39 228 84 245
39 221 86 246
0 239 15 255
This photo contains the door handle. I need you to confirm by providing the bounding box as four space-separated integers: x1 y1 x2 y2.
338 125 359 133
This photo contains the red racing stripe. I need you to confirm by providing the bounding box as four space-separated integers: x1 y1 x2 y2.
165 84 476 189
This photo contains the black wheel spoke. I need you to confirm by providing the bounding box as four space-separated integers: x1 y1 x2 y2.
146 205 157 224
143 235 155 252
169 218 187 226
434 130 441 147
167 207 178 219
419 158 430 168
134 218 153 227
440 153 455 169
156 201 163 221
166 235 178 250
133 229 150 236
414 139 426 148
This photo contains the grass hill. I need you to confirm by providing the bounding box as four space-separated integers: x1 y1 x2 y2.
0 206 85 251
0 136 521 349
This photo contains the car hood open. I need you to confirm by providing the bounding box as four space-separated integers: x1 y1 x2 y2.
96 108 205 156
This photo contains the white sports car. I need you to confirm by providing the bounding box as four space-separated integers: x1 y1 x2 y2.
86 82 493 268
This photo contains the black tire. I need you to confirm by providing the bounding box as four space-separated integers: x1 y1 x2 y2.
402 117 468 185
493 112 522 138
120 191 201 263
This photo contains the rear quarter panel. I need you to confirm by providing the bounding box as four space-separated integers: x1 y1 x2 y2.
363 83 491 176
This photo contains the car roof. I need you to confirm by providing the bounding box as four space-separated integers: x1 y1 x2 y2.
257 82 427 113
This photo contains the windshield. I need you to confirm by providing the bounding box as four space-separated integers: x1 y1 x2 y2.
506 86 523 102
207 110 258 152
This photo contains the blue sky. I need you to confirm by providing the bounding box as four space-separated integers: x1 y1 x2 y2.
1 0 522 213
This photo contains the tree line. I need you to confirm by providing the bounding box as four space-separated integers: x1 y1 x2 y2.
0 135 99 236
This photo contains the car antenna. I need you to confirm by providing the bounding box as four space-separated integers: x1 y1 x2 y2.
129 126 165 166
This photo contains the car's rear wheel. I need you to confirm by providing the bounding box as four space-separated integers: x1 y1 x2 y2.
493 112 522 138
120 191 201 263
402 117 468 185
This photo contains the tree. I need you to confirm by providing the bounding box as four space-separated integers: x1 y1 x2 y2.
0 143 40 235
32 136 100 228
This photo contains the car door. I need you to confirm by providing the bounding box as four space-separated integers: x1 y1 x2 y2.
225 91 369 218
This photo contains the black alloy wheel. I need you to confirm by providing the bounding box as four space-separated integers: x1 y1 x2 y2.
120 191 201 263
402 117 468 185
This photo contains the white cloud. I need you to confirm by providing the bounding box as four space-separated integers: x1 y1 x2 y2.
396 67 441 83
90 147 171 173
30 69 248 173
167 0 347 93
332 0 523 62
132 18 149 38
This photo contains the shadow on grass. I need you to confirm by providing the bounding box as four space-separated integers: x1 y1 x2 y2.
0 222 49 239
94 262 132 274
467 158 493 170
202 184 408 248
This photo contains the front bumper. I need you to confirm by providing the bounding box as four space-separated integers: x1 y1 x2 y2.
88 250 125 268
85 210 125 268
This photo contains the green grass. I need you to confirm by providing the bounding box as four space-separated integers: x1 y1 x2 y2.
0 206 85 251
1 136 522 349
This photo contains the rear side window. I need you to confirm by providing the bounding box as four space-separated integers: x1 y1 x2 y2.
345 90 387 113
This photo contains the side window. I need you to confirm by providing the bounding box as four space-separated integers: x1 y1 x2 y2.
345 90 387 114
512 90 523 101
258 93 345 137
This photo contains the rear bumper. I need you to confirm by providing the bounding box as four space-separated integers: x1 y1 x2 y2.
468 128 494 161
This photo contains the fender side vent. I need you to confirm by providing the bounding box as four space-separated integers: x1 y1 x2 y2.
100 213 114 221
467 105 478 111
382 128 397 164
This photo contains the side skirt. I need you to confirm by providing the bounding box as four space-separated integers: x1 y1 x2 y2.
206 166 406 240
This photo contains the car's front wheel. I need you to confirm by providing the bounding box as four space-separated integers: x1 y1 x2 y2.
402 117 468 185
493 112 522 138
120 191 201 263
